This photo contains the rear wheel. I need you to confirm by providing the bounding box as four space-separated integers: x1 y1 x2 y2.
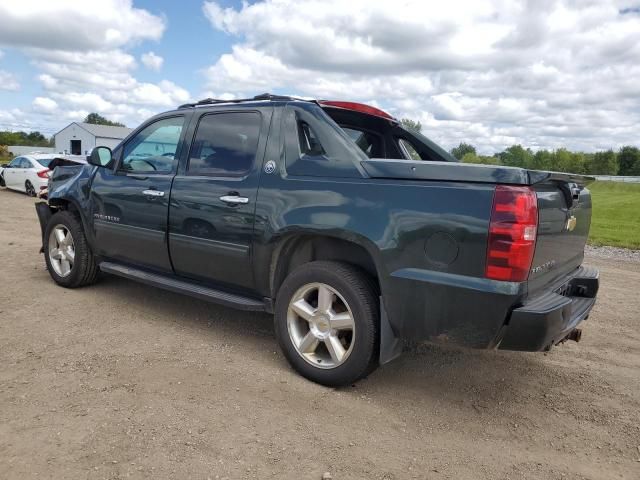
44 211 99 288
25 180 36 197
274 261 379 386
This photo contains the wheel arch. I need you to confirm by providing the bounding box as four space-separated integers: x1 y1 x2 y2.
44 197 95 250
268 232 384 300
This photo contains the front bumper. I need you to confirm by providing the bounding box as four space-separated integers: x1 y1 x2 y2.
498 265 599 351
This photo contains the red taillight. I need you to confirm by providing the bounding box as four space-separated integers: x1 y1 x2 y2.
318 100 394 120
37 169 50 178
485 185 538 282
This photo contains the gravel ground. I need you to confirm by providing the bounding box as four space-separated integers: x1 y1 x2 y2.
585 244 640 262
1 188 639 480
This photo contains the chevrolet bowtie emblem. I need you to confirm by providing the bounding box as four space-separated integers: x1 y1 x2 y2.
566 215 577 232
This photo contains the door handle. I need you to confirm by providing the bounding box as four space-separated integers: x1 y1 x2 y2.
142 189 165 197
219 195 249 205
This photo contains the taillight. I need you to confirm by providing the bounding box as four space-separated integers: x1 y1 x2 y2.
485 185 538 282
37 169 50 178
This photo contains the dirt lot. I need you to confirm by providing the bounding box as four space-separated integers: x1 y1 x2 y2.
1 188 639 480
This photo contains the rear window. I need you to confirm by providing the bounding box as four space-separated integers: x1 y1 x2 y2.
398 138 422 160
342 127 382 158
36 158 54 167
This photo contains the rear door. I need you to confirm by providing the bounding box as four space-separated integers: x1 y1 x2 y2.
90 115 187 272
528 176 592 292
168 108 271 291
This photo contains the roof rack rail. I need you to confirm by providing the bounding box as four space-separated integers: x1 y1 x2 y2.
178 93 312 109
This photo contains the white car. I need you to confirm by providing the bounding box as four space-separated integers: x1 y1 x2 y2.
0 154 57 196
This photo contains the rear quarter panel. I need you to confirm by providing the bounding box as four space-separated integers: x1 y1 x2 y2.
253 171 515 346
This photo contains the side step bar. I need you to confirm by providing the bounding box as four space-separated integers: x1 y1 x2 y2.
99 262 267 312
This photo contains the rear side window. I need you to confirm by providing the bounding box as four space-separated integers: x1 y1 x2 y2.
188 112 261 176
298 120 325 156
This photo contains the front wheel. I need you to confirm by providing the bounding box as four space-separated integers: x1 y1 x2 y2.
44 211 99 288
274 261 379 386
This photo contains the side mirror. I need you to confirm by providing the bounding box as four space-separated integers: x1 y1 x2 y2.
89 146 113 168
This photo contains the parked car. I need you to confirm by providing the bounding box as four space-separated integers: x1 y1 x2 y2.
34 94 599 386
0 154 59 195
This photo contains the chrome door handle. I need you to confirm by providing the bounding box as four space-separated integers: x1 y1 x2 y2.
219 195 249 205
142 189 165 197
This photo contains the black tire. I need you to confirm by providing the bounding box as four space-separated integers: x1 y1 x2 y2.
44 210 99 288
274 261 379 386
0 173 5 187
25 180 36 197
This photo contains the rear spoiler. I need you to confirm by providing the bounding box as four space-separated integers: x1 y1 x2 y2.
528 170 595 186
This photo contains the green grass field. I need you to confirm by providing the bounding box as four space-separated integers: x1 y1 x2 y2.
588 181 640 249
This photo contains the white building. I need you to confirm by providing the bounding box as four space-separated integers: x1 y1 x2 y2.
54 122 133 155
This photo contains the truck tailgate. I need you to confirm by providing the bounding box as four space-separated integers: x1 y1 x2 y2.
528 174 593 294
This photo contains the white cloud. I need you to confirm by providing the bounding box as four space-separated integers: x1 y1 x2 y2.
141 51 164 71
0 1 190 133
32 96 58 113
202 0 640 152
0 70 19 91
0 0 164 51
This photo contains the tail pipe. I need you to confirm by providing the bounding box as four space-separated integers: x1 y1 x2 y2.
560 328 582 344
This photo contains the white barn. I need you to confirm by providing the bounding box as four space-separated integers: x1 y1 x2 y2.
54 122 133 155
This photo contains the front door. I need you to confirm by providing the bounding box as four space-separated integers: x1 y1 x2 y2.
90 115 187 272
3 157 25 189
169 109 269 291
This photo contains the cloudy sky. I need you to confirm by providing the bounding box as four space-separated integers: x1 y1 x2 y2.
0 0 638 153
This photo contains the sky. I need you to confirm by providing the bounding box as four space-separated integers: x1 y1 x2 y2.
0 0 638 154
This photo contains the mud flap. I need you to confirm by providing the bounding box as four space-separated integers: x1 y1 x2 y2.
35 202 52 253
379 297 403 365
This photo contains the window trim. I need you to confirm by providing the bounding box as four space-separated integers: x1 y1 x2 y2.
185 110 262 178
118 114 186 175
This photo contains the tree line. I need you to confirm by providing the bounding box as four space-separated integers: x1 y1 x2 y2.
399 118 639 176
451 143 639 176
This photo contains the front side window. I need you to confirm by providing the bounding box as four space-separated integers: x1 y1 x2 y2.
9 157 24 168
187 112 261 176
121 117 184 173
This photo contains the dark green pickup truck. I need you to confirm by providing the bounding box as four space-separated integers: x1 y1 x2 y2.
36 94 599 386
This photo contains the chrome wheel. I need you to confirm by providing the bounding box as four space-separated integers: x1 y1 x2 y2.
48 225 75 277
287 282 356 369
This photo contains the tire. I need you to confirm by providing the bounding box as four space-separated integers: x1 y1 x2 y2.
25 180 36 197
274 261 379 386
0 173 5 187
44 210 99 288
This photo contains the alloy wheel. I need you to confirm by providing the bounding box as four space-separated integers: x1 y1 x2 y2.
48 225 75 277
286 282 356 369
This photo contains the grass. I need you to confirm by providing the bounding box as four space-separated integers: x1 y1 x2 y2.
588 181 640 249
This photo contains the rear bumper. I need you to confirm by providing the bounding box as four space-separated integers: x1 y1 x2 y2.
498 265 599 351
